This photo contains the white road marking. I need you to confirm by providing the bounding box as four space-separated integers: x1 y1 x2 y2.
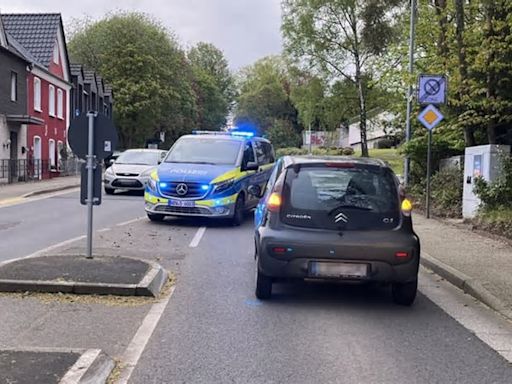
420 267 512 363
0 187 80 209
189 226 207 248
97 227 112 233
0 234 87 268
115 217 146 227
116 286 175 384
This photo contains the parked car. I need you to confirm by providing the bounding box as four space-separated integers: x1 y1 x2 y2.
144 130 275 225
104 151 123 168
103 149 167 194
252 156 420 305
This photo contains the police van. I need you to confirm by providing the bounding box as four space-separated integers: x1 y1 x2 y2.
144 131 275 225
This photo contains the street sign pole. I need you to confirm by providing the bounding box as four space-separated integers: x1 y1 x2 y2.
404 0 417 186
426 129 432 219
86 112 97 259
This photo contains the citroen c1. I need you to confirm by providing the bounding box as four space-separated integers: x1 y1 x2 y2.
252 156 420 305
144 131 275 225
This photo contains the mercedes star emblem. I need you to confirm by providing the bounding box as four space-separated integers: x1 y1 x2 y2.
176 183 188 196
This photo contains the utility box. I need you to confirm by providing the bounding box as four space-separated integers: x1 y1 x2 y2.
462 144 511 218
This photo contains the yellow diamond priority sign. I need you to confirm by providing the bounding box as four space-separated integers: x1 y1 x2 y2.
418 104 444 131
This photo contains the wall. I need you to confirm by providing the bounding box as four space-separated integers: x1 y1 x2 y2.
348 111 396 148
0 48 27 116
26 72 67 175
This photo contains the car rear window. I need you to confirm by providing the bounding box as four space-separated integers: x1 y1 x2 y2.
281 165 400 230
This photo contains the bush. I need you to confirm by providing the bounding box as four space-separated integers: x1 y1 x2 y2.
473 208 512 240
408 167 463 218
266 120 302 149
473 153 512 211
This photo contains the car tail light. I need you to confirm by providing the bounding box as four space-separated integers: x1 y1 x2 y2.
401 198 413 217
272 247 286 254
395 251 409 259
267 192 282 212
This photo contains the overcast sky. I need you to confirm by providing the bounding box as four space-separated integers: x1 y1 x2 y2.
2 0 283 69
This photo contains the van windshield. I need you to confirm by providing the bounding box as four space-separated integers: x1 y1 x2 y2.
165 138 241 165
282 165 400 230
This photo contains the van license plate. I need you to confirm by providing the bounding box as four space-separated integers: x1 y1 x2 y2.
309 262 368 278
168 200 195 207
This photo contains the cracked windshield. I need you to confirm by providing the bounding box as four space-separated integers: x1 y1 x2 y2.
1 1 512 383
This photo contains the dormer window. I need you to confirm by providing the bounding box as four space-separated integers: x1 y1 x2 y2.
53 42 59 64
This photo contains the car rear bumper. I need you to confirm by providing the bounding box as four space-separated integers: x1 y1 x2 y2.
256 226 420 283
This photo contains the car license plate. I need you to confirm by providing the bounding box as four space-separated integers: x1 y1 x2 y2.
309 262 368 278
168 200 195 208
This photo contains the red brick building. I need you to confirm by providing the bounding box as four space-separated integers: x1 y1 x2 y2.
2 13 71 179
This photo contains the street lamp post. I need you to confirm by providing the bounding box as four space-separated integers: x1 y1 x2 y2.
404 0 417 186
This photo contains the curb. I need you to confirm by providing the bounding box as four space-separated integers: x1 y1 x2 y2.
0 257 168 297
60 349 115 384
21 183 80 198
0 347 114 384
421 252 512 321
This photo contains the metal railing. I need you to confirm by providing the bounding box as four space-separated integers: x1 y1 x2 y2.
0 158 82 184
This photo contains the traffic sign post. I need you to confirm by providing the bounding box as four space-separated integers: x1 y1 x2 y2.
418 104 444 219
68 112 118 259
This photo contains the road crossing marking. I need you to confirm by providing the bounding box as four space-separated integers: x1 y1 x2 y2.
189 226 207 248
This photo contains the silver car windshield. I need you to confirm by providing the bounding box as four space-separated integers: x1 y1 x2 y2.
116 151 162 165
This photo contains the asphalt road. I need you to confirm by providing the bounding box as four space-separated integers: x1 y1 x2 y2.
128 219 512 384
0 190 145 262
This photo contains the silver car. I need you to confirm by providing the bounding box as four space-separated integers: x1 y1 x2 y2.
103 149 167 194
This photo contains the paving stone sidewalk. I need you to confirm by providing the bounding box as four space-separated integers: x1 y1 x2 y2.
414 214 512 317
0 175 80 202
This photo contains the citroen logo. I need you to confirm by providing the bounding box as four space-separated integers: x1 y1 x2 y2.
176 183 188 196
334 212 348 223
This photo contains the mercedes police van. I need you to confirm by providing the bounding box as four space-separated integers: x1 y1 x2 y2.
144 131 275 225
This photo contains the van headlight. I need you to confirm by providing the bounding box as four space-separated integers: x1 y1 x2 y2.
213 178 235 194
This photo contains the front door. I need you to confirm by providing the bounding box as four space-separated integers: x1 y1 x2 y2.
8 131 18 182
33 136 42 180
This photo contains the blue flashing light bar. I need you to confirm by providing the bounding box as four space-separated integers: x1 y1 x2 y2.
230 131 254 138
192 130 255 138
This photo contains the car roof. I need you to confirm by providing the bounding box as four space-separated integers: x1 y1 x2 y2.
123 148 166 153
178 134 272 144
282 155 390 169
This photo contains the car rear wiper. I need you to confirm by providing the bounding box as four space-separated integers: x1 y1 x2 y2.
328 205 373 215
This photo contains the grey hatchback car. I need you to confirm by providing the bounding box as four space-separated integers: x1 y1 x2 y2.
252 156 420 305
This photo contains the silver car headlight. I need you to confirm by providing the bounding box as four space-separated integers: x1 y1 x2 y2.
105 166 115 176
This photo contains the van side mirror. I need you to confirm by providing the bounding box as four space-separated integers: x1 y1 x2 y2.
244 161 259 171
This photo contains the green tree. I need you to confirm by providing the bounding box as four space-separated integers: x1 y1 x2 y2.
188 43 235 130
68 12 198 148
235 56 299 136
282 0 403 156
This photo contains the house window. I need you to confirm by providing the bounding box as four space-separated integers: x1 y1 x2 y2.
49 139 56 168
57 89 63 119
53 43 59 64
34 77 41 111
49 85 56 117
10 72 17 102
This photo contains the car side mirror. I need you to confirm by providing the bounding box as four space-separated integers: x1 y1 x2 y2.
245 161 259 171
248 185 262 198
109 159 115 166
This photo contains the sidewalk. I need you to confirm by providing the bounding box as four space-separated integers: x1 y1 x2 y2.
414 214 512 320
0 175 80 203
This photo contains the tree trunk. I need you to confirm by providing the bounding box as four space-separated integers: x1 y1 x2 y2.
355 68 368 157
454 0 475 147
434 0 449 68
